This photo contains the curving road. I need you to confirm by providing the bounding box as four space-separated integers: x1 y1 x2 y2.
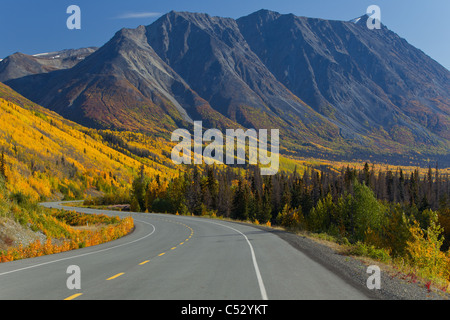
0 202 370 300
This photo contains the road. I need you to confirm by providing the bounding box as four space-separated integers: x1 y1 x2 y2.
0 202 370 300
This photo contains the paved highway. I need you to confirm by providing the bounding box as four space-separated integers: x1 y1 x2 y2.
0 202 369 300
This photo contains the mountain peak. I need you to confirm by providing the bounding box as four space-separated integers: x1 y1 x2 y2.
349 14 367 24
253 9 282 17
241 9 282 23
162 10 214 22
348 13 389 31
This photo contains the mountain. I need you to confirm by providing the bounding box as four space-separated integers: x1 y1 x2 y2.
3 27 239 135
146 11 338 145
0 47 97 82
3 10 450 165
237 10 450 143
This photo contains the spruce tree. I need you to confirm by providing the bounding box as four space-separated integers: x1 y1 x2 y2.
232 179 249 220
0 151 5 181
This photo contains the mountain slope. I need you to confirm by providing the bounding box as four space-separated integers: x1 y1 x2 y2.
0 82 176 201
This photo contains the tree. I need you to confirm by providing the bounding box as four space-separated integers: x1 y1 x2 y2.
386 169 395 202
166 174 189 214
438 200 450 251
398 168 405 203
362 162 370 186
130 196 141 212
308 193 335 234
248 190 259 222
130 165 146 211
257 184 272 224
232 179 250 220
409 170 419 206
276 204 303 230
406 212 449 282
145 179 160 212
383 204 412 257
0 151 6 181
205 165 218 211
187 166 203 216
344 180 385 243
217 172 232 217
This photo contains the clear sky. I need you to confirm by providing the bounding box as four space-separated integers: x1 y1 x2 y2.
0 0 449 70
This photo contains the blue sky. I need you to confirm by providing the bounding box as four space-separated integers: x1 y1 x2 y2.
0 0 449 70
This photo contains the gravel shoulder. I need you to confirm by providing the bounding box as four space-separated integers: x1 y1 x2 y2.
0 217 47 251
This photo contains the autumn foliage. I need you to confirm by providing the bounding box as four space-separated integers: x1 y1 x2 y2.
406 215 450 285
0 173 133 263
0 212 134 263
0 91 178 203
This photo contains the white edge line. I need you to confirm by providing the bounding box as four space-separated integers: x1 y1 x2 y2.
193 219 268 300
0 219 156 277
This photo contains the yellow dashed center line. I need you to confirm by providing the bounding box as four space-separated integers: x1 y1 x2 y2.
64 293 83 300
63 217 195 300
107 273 125 280
138 221 193 266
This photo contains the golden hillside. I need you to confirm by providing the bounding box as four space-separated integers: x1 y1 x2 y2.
0 82 178 201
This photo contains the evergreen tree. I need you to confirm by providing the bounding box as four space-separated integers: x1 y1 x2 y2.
187 166 203 215
131 165 146 211
205 165 218 211
217 172 232 217
0 151 6 181
248 189 260 222
232 179 250 220
259 188 272 224
362 162 370 186
346 180 385 243
398 168 405 203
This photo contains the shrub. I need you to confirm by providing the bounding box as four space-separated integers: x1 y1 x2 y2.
381 204 412 257
406 212 450 284
9 191 30 206
349 241 391 263
308 193 336 233
276 204 304 230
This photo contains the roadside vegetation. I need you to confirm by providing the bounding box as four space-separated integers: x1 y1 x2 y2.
0 176 134 263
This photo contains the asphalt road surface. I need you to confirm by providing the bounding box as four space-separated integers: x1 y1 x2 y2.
0 202 370 300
